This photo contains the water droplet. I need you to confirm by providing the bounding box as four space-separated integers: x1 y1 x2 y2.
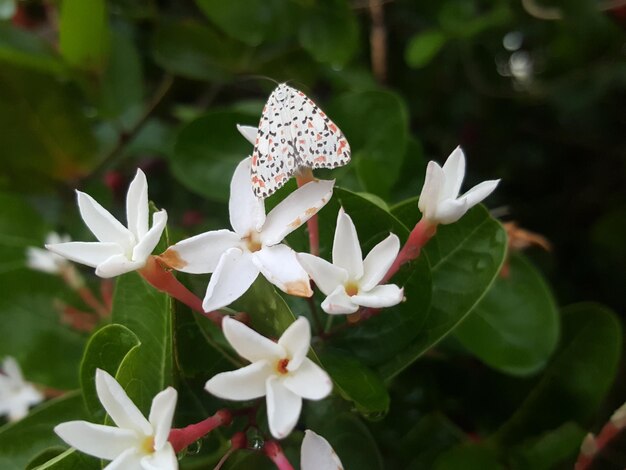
246 428 264 450
187 439 203 455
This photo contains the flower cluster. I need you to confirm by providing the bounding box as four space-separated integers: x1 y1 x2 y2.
0 357 43 422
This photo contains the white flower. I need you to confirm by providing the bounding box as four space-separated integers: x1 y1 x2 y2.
298 209 403 315
46 169 168 278
237 124 257 145
418 146 500 225
205 317 332 439
26 232 72 274
301 430 344 470
161 157 333 312
55 369 178 470
0 356 43 421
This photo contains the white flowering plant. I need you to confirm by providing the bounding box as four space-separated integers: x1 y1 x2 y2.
0 78 620 470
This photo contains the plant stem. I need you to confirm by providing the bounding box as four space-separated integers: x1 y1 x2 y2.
575 402 626 470
214 432 247 470
383 218 437 283
296 169 320 256
263 441 295 470
168 409 232 453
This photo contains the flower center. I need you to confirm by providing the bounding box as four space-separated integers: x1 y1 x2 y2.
344 281 359 297
243 232 262 253
276 358 290 375
142 436 155 454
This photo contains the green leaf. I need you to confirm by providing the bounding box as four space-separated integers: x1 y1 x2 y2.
454 252 559 376
0 192 48 266
58 0 110 71
319 349 390 418
29 448 99 469
494 303 622 445
0 392 91 470
79 324 141 420
0 24 66 75
298 0 358 68
172 110 257 202
329 91 408 198
405 30 447 68
110 272 173 414
380 205 507 380
433 443 505 470
401 414 465 469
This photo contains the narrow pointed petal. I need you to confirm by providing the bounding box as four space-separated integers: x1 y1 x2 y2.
205 361 273 400
297 253 348 296
332 209 363 279
260 179 334 246
95 369 152 436
126 169 149 240
141 443 178 470
7 402 29 422
76 191 134 248
104 447 143 470
131 210 168 263
95 255 144 278
360 233 400 291
433 198 468 225
202 248 259 312
320 285 359 315
229 157 266 236
222 316 284 363
301 430 344 470
266 377 302 439
283 358 332 400
458 179 500 209
418 161 444 220
2 357 23 383
352 284 404 309
278 317 310 372
46 242 123 269
162 230 240 274
441 146 466 199
253 245 313 298
26 247 60 274
148 387 177 451
54 421 138 460
237 124 258 145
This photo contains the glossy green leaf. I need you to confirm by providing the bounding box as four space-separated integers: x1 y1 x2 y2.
0 392 90 470
28 448 99 469
110 272 173 414
402 414 465 469
0 24 66 75
405 30 447 68
58 0 110 71
172 110 257 202
380 205 507 380
454 252 559 376
329 91 408 198
0 192 48 266
79 324 141 420
433 443 505 470
298 0 358 68
494 303 622 445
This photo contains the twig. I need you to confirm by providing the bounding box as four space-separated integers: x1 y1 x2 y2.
369 0 388 83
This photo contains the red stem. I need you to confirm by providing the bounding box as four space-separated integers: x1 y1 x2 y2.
168 409 232 453
575 422 622 470
382 218 437 283
215 432 247 470
263 440 295 470
296 170 320 257
139 256 224 326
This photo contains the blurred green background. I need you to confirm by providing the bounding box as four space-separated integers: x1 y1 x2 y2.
0 0 624 468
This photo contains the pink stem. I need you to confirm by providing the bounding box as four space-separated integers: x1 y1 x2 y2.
139 256 224 327
382 218 437 283
100 279 114 311
168 409 232 453
214 432 247 470
575 422 622 470
296 170 320 257
263 441 295 470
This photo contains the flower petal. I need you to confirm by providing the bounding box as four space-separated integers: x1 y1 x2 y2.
205 361 273 400
148 387 177 451
202 248 259 312
458 179 500 209
266 376 302 439
278 317 310 372
126 169 149 240
332 208 363 280
229 157 266 236
237 124 258 145
222 316 284 363
260 179 334 246
162 230 240 274
418 161 444 221
104 447 143 470
359 233 400 291
132 210 168 263
320 285 359 315
297 253 347 296
76 191 134 248
26 247 62 274
46 242 123 269
433 198 468 225
54 421 138 460
301 430 344 470
253 245 313 298
352 284 404 309
283 358 332 400
141 443 178 470
441 146 466 199
95 255 145 278
95 369 152 436
2 356 23 383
